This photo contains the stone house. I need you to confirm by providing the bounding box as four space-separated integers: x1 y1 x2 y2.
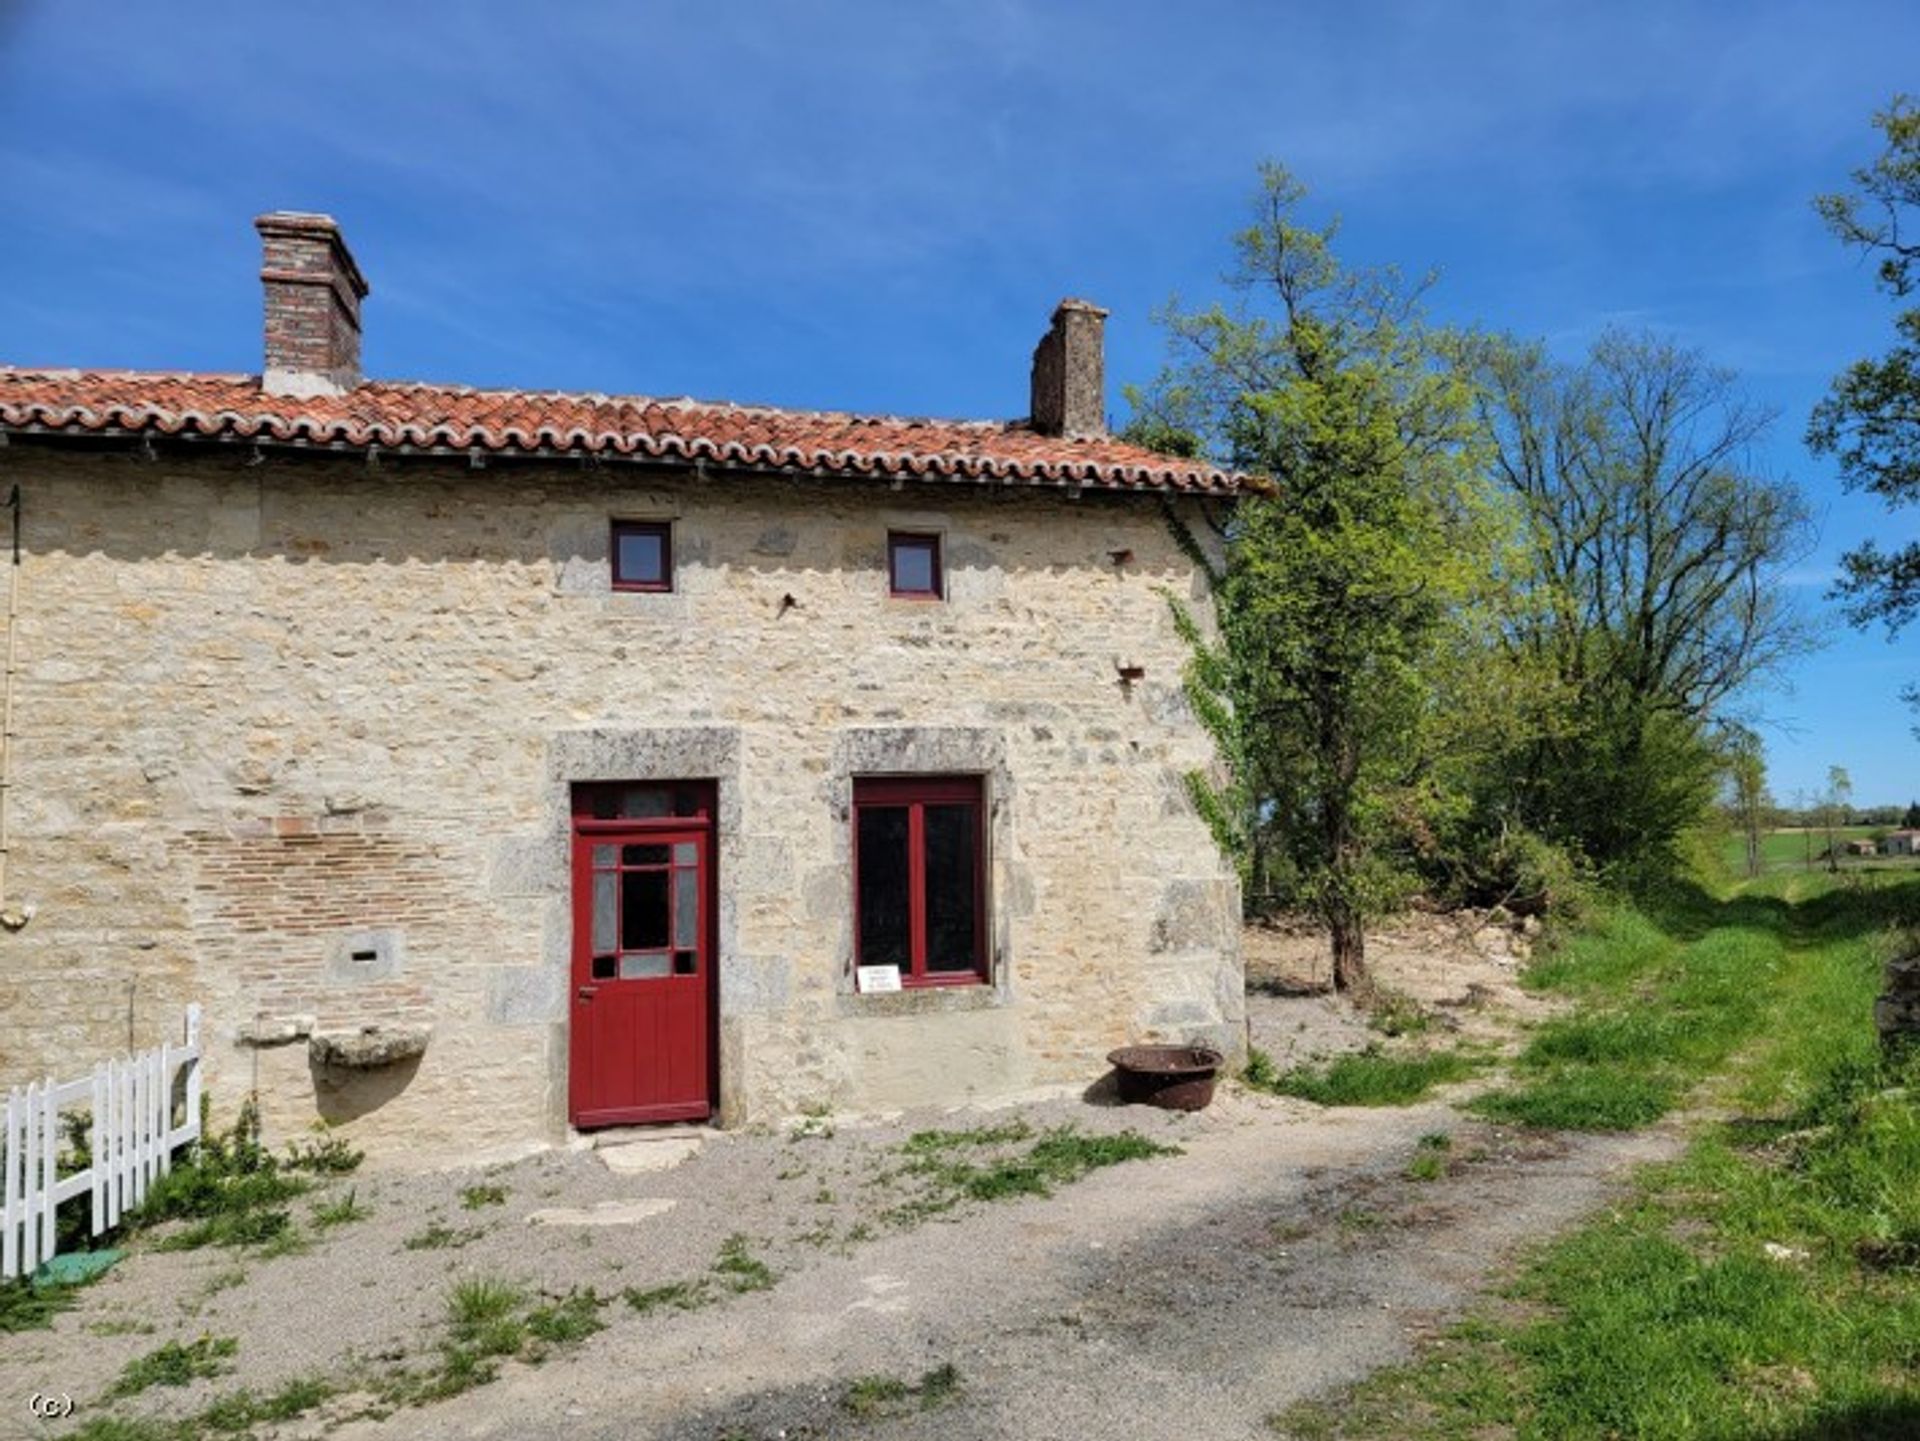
1883 830 1920 857
0 213 1252 1161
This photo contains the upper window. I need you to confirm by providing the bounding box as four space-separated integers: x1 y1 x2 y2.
612 520 673 592
853 775 985 987
887 531 943 600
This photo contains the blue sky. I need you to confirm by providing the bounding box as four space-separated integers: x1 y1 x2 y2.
2 0 1916 803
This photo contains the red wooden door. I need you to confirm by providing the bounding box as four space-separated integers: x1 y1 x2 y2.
569 785 715 1126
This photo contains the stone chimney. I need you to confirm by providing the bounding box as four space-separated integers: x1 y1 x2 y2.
254 212 369 397
1029 298 1109 439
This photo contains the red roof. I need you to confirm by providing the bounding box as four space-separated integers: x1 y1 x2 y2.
0 369 1251 495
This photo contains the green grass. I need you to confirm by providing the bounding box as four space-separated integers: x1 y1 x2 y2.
459 1183 508 1210
1719 824 1920 875
1470 897 1783 1131
109 1335 239 1396
402 1220 485 1251
1272 870 1920 1441
1250 1045 1483 1107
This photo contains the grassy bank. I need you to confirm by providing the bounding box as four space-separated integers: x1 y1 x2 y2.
1273 871 1920 1441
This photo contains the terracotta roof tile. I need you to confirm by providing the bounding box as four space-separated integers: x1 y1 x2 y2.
0 369 1253 495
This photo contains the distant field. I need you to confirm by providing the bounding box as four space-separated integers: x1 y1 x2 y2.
1721 825 1918 873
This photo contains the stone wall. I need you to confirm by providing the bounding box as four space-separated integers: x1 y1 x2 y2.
0 444 1243 1161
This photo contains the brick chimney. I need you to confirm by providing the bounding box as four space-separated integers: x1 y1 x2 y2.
254 212 369 397
1029 297 1109 439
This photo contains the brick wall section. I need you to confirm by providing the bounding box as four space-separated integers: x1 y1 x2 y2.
0 444 1243 1162
256 212 367 393
182 816 442 1024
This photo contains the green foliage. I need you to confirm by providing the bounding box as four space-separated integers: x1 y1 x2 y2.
1471 330 1811 877
459 1183 508 1210
1134 163 1505 988
131 1097 309 1253
1248 1045 1482 1107
1810 96 1920 705
883 1123 1178 1224
1405 1132 1453 1182
110 1335 239 1396
196 1376 334 1433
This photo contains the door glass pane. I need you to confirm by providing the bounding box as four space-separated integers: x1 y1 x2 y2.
674 867 699 947
592 844 618 868
623 844 670 866
619 786 670 818
924 804 979 972
673 842 697 865
591 955 617 980
592 872 617 954
673 949 697 975
619 952 671 979
622 869 670 950
857 805 911 968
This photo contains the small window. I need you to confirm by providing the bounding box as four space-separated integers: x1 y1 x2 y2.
612 520 673 592
887 531 943 600
853 775 985 986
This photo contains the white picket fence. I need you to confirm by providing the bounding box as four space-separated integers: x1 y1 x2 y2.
2 1004 202 1280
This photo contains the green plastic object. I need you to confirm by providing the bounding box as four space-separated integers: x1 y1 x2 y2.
31 1249 123 1287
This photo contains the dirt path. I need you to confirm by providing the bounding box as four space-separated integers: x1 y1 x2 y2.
329 1095 1680 1441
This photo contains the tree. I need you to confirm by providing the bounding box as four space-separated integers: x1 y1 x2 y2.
1133 164 1497 998
1472 330 1815 870
1809 96 1920 721
1727 729 1771 879
1824 764 1854 871
1905 800 1920 829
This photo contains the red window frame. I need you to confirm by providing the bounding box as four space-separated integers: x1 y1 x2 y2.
886 531 943 600
611 520 673 593
852 775 987 988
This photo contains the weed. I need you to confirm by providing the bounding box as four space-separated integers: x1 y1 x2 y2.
197 1376 334 1432
282 1122 364 1175
713 1234 775 1292
153 1207 295 1253
1367 988 1433 1038
901 1119 1034 1153
788 1103 836 1141
0 1278 77 1332
1405 1132 1452 1182
622 1279 712 1314
460 1183 509 1210
841 1362 962 1418
1250 1046 1481 1106
1243 1047 1280 1089
312 1186 369 1229
885 1124 1177 1223
110 1335 239 1396
132 1098 310 1254
403 1220 484 1251
525 1287 606 1347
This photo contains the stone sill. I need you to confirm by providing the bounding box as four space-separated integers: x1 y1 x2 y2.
833 983 1007 1019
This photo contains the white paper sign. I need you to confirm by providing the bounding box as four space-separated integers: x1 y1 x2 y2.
857 965 903 994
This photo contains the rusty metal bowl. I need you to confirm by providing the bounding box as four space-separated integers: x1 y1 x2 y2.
1106 1044 1225 1111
